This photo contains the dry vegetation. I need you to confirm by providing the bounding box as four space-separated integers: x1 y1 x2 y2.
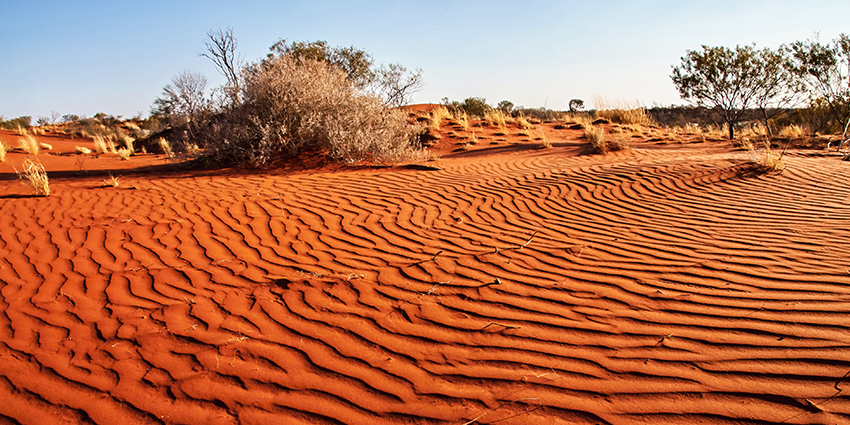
0 139 7 162
17 157 50 196
594 97 656 126
19 134 39 155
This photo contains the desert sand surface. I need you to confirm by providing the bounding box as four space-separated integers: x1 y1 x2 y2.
1 120 850 425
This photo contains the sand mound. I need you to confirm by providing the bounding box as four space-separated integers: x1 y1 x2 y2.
1 127 850 423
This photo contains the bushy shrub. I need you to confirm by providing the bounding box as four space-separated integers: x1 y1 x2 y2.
198 55 425 167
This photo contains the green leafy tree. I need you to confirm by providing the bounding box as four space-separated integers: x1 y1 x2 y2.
750 47 802 137
497 100 514 114
786 33 850 130
671 45 762 140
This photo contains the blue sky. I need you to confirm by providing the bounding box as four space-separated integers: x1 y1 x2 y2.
1 0 849 120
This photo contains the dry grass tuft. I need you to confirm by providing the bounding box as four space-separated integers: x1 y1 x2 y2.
105 173 120 187
39 142 52 151
778 124 804 138
610 133 630 151
19 134 39 155
429 106 451 131
0 139 7 162
117 147 133 160
516 116 533 130
538 130 552 148
585 125 606 153
93 135 110 154
75 146 92 155
593 96 655 126
17 156 50 196
456 112 469 130
748 140 786 172
158 137 174 159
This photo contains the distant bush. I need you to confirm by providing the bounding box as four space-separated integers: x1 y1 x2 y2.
0 116 32 130
196 55 426 167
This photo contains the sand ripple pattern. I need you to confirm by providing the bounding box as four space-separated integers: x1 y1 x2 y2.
1 149 850 424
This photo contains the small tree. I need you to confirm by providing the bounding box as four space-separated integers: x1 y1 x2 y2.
568 99 584 112
750 47 801 137
786 33 850 131
153 70 210 124
497 100 514 114
201 27 243 107
671 45 762 140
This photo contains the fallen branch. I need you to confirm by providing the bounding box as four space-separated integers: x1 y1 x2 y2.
462 398 542 425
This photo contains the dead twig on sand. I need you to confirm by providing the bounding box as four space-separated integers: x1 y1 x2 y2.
406 250 444 268
462 398 542 425
481 322 521 331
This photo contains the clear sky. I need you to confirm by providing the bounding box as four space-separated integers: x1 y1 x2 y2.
1 0 849 120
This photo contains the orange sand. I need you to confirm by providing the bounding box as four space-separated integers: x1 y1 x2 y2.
0 121 849 424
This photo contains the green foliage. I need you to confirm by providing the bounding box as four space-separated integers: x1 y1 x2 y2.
497 100 514 114
0 116 32 130
672 44 764 139
786 33 850 131
443 97 493 118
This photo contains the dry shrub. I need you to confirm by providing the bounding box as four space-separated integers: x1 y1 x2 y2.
17 156 49 196
118 134 135 152
19 134 39 155
455 112 469 130
610 133 630 151
738 122 767 138
198 55 426 166
585 125 606 153
594 96 655 126
484 109 509 131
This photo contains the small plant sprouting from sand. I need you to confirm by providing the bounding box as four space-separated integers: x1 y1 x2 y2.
105 173 120 187
19 134 39 155
585 125 606 153
17 156 50 196
158 137 174 159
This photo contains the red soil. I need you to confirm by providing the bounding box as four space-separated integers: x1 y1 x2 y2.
1 122 849 424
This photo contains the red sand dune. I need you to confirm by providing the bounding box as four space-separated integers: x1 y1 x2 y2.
1 123 850 424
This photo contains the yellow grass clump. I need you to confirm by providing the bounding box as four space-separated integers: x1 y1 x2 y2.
19 134 39 155
75 146 92 154
456 112 469 130
105 173 120 187
585 125 606 153
429 106 451 131
0 139 7 162
158 137 174 159
516 116 533 130
538 130 552 148
748 140 785 172
779 124 804 138
117 147 133 160
17 156 50 196
39 142 52 151
593 96 655 126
